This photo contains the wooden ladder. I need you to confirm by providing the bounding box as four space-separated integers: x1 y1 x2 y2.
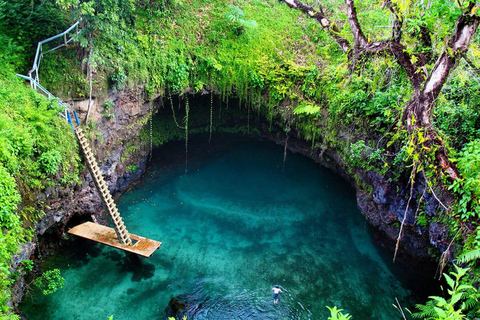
74 126 132 246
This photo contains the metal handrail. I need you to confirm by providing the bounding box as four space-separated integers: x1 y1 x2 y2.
26 20 81 89
16 74 69 118
16 20 81 115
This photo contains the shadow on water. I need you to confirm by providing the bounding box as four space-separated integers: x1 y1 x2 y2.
103 251 157 282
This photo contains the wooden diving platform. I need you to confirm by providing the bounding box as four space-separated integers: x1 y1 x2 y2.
68 222 162 258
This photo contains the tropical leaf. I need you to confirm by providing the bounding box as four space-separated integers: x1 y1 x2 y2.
457 248 480 264
293 103 321 115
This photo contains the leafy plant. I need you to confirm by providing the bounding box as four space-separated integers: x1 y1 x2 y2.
101 101 115 119
38 150 62 175
413 265 478 319
327 306 352 320
33 269 65 295
449 140 480 220
225 5 258 35
457 248 480 264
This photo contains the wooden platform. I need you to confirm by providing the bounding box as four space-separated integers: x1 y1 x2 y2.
68 222 162 258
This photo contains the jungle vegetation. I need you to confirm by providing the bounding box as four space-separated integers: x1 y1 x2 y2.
1 0 480 319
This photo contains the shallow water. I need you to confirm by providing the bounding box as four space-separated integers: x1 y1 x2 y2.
20 138 434 319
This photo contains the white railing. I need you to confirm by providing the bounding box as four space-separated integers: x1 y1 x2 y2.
17 74 69 118
26 20 80 89
16 20 81 116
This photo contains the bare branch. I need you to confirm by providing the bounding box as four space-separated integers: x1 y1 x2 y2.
345 0 367 47
278 0 351 53
423 4 480 97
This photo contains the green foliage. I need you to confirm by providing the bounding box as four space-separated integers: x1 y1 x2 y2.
33 269 64 295
457 248 480 264
449 140 480 221
126 165 137 172
413 265 479 319
0 0 70 72
348 140 386 174
435 77 480 149
39 49 89 99
327 306 352 320
0 30 80 316
225 5 258 35
0 165 21 230
101 101 115 119
38 150 62 175
293 102 320 116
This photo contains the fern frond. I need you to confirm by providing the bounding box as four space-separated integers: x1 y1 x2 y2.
226 5 244 22
457 249 480 264
412 301 438 319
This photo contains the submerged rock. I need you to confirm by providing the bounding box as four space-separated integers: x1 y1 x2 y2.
165 295 203 319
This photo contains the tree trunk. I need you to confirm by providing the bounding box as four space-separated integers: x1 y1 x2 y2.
278 0 480 179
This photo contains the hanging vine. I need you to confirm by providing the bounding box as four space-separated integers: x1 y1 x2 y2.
247 102 250 134
209 92 213 143
170 94 185 129
283 121 290 173
184 96 189 175
149 99 153 161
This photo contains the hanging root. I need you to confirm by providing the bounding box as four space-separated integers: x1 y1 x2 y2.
170 94 185 129
85 47 94 125
283 133 289 173
394 164 417 262
394 297 408 320
209 92 213 143
184 96 189 175
436 228 462 279
247 103 250 134
414 185 427 219
149 100 153 161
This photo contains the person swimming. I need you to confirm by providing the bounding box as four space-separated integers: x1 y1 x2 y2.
272 285 283 305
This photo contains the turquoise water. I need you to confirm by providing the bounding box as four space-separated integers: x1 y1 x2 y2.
20 138 433 319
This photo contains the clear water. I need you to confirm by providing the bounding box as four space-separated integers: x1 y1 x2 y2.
20 138 434 320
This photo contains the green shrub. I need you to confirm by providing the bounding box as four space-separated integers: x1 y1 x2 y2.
38 150 62 175
33 269 64 295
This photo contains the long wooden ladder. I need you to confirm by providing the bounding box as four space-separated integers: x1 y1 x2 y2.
74 126 132 245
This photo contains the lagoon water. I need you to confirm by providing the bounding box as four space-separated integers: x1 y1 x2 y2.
20 137 434 319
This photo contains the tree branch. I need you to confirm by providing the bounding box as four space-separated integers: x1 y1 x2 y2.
345 0 367 47
278 0 351 54
382 0 403 43
423 6 480 97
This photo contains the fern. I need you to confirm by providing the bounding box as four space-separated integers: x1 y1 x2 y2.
293 103 321 115
225 5 258 30
412 301 438 319
412 265 476 319
457 248 480 264
457 249 480 263
327 306 352 320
